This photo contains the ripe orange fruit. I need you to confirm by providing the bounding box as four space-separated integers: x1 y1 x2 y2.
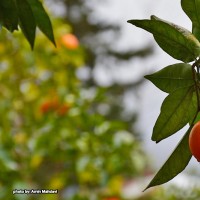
189 121 200 161
40 101 52 114
50 97 59 110
60 33 79 49
40 97 59 114
103 197 120 200
56 103 70 116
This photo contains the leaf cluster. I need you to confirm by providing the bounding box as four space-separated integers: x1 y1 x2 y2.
128 0 200 189
0 0 55 48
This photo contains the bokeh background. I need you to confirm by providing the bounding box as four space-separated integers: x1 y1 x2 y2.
1 0 200 199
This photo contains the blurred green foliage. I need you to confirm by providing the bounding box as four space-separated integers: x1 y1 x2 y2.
0 21 147 199
2 1 199 200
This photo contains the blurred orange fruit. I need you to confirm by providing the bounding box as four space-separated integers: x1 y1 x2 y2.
40 101 52 114
40 97 59 114
60 33 79 49
56 103 70 116
103 197 120 200
50 97 59 109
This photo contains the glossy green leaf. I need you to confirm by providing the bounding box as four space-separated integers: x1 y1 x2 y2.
145 127 192 190
152 87 197 142
16 0 36 49
181 0 200 41
145 63 194 93
27 0 56 46
128 16 200 62
0 0 18 32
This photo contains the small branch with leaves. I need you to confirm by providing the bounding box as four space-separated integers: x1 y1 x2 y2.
128 0 200 190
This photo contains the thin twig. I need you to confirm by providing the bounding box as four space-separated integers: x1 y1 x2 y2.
190 109 199 126
192 59 200 111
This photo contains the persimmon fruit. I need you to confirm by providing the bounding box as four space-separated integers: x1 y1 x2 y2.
40 97 59 114
60 33 79 49
40 101 52 114
189 121 200 162
56 104 70 116
103 197 120 200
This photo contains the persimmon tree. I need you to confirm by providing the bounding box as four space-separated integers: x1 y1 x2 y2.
0 23 148 199
128 0 200 190
0 1 150 199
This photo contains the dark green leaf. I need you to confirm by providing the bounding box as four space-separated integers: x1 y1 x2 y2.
192 25 200 42
189 91 198 120
0 0 18 32
145 63 194 93
16 0 36 49
128 16 200 62
152 87 197 142
27 0 56 46
145 127 192 190
181 0 200 41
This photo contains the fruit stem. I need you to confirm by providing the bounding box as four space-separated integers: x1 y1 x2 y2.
191 110 199 126
192 59 200 111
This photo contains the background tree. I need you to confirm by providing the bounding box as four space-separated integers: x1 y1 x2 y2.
2 0 200 199
2 1 187 200
0 21 149 200
45 0 153 134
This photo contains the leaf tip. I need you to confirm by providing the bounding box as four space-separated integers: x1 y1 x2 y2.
151 136 161 143
150 15 157 20
151 15 162 22
30 43 35 50
144 75 150 80
52 39 57 47
142 186 149 192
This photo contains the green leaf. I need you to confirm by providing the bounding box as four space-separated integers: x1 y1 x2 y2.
0 0 18 32
16 0 36 49
152 87 197 142
145 127 192 190
192 24 200 42
27 0 56 46
189 111 200 125
127 16 200 62
181 0 200 41
145 63 194 93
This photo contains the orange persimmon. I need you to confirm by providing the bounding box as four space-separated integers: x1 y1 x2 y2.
189 121 200 162
40 97 59 114
56 104 70 116
60 33 79 49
